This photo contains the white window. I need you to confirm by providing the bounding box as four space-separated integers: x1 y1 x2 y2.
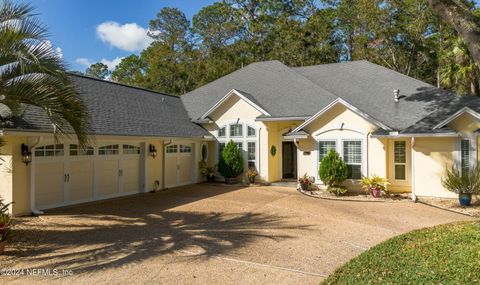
180 145 192 153
343 140 362 179
394 141 406 180
247 126 256 137
99 144 119 155
230 124 243 137
318 141 336 162
69 144 94 156
166 145 178 153
218 127 226 138
218 142 226 159
216 123 258 169
248 142 256 168
461 139 470 175
35 144 64 157
123 144 140 155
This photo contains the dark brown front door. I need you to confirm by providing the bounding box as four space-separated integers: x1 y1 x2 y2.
282 142 297 179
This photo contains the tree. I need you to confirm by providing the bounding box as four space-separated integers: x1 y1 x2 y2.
85 62 110 80
111 55 145 87
428 0 480 72
319 149 348 187
0 0 90 147
218 140 244 179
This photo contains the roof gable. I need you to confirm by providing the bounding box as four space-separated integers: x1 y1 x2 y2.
200 89 270 119
292 98 392 134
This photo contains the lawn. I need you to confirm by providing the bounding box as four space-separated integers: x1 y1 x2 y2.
323 221 480 285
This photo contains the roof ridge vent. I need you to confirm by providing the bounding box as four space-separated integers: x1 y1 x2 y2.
394 89 400 102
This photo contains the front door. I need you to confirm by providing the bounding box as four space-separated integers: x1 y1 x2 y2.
282 142 297 179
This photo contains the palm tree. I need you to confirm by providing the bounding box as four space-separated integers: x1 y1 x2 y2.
440 37 479 96
0 0 90 148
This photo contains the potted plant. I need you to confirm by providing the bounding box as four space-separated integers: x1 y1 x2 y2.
247 167 258 184
441 165 480 207
218 141 244 184
359 175 390 198
0 214 12 255
298 173 312 191
319 149 349 194
199 161 216 183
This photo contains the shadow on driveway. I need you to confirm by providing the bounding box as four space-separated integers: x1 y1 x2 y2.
6 185 312 274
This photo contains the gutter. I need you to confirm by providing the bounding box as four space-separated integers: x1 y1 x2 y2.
411 137 417 202
371 133 460 138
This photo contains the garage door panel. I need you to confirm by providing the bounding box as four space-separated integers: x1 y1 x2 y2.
35 162 64 208
165 157 177 188
122 159 140 193
98 160 119 197
69 161 94 202
178 156 192 185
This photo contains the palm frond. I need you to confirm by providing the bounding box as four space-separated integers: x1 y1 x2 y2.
0 0 90 148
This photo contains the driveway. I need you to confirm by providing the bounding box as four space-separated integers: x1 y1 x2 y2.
1 185 471 284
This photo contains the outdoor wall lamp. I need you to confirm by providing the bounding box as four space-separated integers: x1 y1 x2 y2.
21 143 32 165
149 144 157 158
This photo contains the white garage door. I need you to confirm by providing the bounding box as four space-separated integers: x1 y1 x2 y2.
34 143 142 210
165 144 194 188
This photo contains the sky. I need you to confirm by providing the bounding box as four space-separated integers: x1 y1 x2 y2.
33 0 217 72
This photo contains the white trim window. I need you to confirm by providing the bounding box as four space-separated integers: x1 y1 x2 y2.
35 144 64 157
230 124 243 137
318 141 336 162
461 138 471 175
394 141 406 180
69 144 94 156
216 123 258 170
247 142 256 168
218 127 226 138
343 140 362 179
99 144 119 155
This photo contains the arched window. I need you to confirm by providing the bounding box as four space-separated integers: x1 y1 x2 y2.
35 144 64 157
216 123 258 169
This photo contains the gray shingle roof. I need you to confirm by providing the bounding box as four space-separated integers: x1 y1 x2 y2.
5 75 210 138
183 60 471 134
293 61 458 130
181 60 338 120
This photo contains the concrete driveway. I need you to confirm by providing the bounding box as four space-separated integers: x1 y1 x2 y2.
1 185 471 285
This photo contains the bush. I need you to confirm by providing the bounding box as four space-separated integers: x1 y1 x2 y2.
0 213 12 242
319 149 348 186
327 185 348 196
218 140 244 178
0 197 12 215
441 165 480 194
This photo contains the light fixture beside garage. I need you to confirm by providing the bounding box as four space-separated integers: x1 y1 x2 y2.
21 143 32 165
149 144 158 158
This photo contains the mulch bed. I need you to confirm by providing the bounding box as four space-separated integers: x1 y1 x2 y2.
418 196 480 217
300 188 410 202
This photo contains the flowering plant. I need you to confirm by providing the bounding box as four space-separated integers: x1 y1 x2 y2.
298 173 312 186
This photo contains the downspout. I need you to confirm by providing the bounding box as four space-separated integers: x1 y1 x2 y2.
29 137 43 215
411 137 417 202
162 140 172 190
366 132 370 176
258 127 262 181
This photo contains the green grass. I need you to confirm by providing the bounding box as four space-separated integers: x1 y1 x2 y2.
322 221 480 285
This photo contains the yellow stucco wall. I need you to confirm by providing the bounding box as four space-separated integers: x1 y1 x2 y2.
265 121 302 182
297 104 390 191
146 140 164 191
0 136 30 216
207 95 270 181
413 137 456 198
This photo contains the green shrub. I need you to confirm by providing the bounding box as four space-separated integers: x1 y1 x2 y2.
327 185 348 196
0 213 12 242
441 165 480 194
218 140 244 178
0 196 12 215
319 149 348 186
